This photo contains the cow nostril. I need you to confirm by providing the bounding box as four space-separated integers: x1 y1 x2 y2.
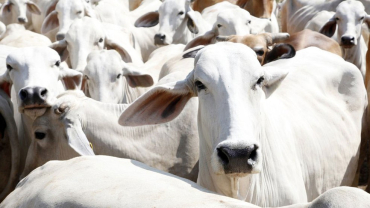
19 90 28 101
160 34 165 40
248 145 258 165
56 34 65 41
18 17 26 23
217 147 230 165
40 89 48 97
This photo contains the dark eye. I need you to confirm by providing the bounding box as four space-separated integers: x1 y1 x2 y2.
76 11 82 14
178 11 184 15
195 80 206 91
248 20 251 24
84 75 89 80
6 64 12 71
255 50 264 56
360 16 365 20
117 74 121 79
34 132 46 140
335 17 339 21
98 38 103 43
55 61 60 67
257 76 264 85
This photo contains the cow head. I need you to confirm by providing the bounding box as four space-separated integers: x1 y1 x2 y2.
83 50 154 104
135 0 201 45
0 47 82 119
118 43 291 179
320 0 370 48
20 92 94 178
41 0 95 40
49 17 140 73
216 33 295 65
0 0 41 24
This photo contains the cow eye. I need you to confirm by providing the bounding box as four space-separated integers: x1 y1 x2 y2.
255 50 264 56
248 20 251 24
76 11 82 15
98 38 103 43
217 24 222 28
117 74 122 79
256 76 264 85
178 11 184 15
34 132 46 140
360 16 365 20
195 80 206 91
55 61 60 67
84 75 89 80
6 64 13 71
335 17 339 21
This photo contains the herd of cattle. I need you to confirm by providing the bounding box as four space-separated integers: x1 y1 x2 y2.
1 0 370 207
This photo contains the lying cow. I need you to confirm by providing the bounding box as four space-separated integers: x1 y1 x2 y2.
119 43 366 206
2 156 370 207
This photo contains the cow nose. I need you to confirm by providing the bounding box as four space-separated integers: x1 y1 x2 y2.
217 145 259 174
17 17 27 23
56 33 65 41
19 87 48 104
341 36 355 46
154 34 166 45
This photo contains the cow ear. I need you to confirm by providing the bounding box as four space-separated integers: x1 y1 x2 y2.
84 4 96 18
81 75 90 97
364 15 370 28
183 45 204 58
59 64 83 90
50 40 69 62
0 2 12 20
263 43 296 65
26 1 41 15
119 73 195 126
187 10 200 34
122 64 154 88
215 35 234 42
45 0 57 17
135 12 159 28
263 65 290 87
320 16 337 37
105 37 133 63
65 119 95 156
41 11 59 34
184 30 216 51
0 72 12 98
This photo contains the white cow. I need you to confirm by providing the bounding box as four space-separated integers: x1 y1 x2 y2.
83 45 185 104
50 17 143 72
0 90 20 202
2 156 370 208
119 43 366 206
0 0 41 29
309 1 369 76
0 47 82 176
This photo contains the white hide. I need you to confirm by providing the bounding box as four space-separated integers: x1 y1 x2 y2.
20 89 199 181
3 156 370 208
0 23 51 47
119 43 366 206
50 17 143 72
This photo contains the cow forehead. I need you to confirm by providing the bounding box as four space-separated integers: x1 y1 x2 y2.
194 43 260 81
337 1 365 16
67 18 104 39
218 8 251 23
56 0 84 11
6 47 60 67
86 51 122 75
160 0 184 13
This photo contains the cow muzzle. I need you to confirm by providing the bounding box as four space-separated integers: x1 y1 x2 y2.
17 17 27 24
18 87 50 118
341 36 356 48
154 33 167 46
215 144 260 176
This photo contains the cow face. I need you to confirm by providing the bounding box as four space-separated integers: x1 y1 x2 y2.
21 98 94 178
320 1 370 48
50 17 139 73
0 0 41 24
118 43 289 178
41 0 94 40
0 47 82 119
83 50 153 104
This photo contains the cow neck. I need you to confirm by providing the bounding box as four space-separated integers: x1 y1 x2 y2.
342 37 366 77
121 80 147 104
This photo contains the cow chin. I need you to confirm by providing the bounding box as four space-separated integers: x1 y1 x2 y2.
210 149 262 177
